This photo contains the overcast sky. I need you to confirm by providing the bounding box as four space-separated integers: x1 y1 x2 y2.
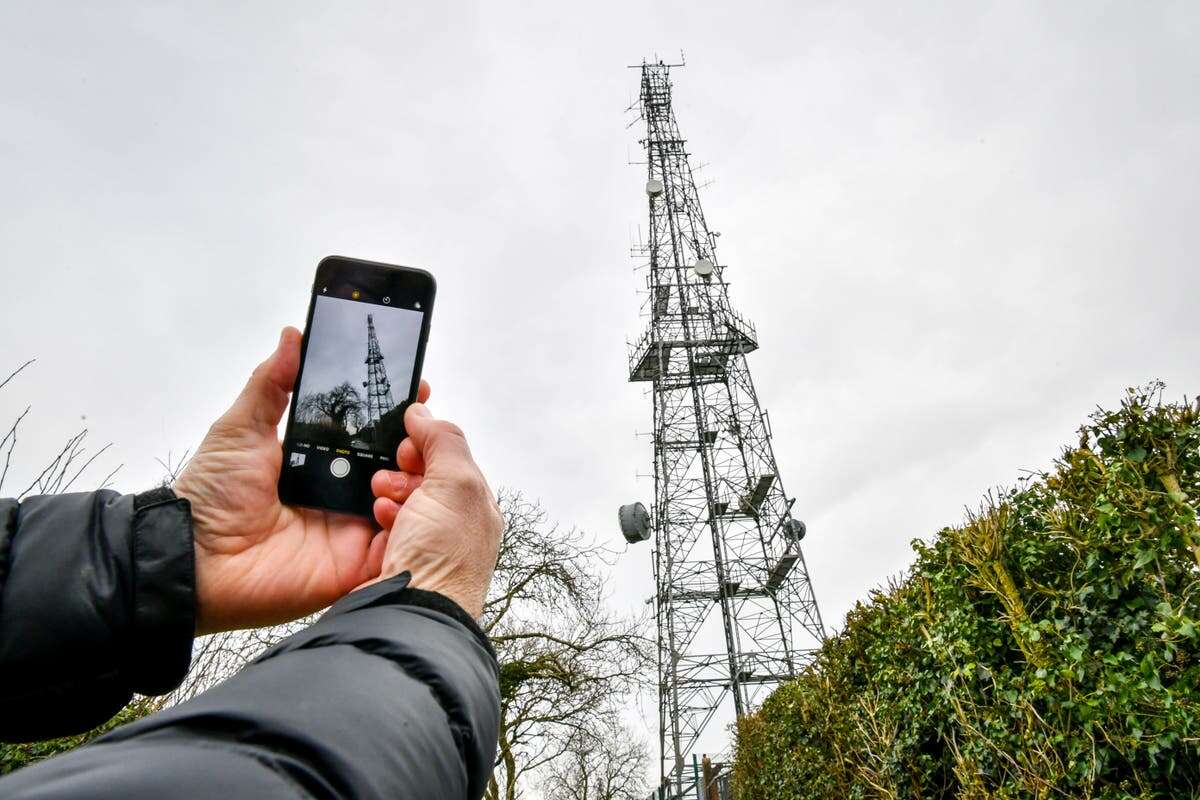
2 0 1198 771
299 295 421 415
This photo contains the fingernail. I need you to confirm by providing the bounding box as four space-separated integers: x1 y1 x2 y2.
410 404 431 418
392 473 408 493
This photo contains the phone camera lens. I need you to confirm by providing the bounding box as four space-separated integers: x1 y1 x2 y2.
382 296 391 304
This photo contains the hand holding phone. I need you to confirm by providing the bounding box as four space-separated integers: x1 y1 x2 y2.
279 256 436 517
176 328 416 633
174 256 435 633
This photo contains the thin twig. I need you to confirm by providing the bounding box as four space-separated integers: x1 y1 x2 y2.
155 449 191 486
18 430 85 499
0 406 31 494
61 442 115 494
96 463 123 492
0 358 35 394
46 434 87 494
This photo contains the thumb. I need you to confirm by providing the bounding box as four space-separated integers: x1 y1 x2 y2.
224 327 302 432
403 403 475 476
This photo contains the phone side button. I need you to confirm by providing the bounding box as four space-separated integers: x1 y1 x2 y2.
330 457 351 478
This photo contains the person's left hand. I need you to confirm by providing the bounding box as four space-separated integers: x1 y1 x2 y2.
173 327 431 635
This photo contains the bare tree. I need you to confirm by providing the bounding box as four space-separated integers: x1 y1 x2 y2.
541 721 650 800
484 492 651 800
297 382 364 432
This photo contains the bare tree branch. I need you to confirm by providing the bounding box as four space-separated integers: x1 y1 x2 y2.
18 430 85 498
96 463 124 492
541 720 651 800
155 449 191 487
60 442 116 494
0 358 35 393
0 406 30 495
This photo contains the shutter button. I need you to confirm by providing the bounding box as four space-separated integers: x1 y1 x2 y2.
330 457 351 478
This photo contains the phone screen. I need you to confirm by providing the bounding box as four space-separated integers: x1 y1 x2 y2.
279 257 434 517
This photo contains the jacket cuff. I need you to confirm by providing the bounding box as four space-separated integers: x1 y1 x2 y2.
325 572 497 662
391 586 496 662
123 487 196 694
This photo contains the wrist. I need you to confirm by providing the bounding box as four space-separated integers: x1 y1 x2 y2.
383 558 484 619
400 578 482 619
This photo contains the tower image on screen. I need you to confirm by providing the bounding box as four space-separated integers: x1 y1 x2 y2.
292 295 422 453
364 314 396 426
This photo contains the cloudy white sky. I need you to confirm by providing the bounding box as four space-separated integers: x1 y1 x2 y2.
2 0 1197 772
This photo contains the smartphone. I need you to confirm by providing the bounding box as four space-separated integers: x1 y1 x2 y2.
278 256 435 517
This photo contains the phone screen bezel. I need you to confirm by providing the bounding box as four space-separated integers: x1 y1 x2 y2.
278 255 436 518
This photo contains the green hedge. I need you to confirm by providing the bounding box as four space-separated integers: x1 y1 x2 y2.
0 697 160 775
734 385 1200 799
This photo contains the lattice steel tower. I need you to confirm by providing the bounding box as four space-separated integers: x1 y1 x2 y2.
620 61 825 799
363 314 395 426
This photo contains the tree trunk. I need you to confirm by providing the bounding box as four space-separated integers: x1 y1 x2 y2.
497 718 519 800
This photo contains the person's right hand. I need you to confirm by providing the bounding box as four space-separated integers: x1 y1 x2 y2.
367 404 502 619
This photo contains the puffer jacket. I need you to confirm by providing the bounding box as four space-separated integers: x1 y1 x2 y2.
0 488 500 799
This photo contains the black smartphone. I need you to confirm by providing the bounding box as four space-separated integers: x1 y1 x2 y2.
278 256 435 517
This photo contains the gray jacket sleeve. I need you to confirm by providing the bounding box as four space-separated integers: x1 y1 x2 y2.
0 488 196 741
1 567 501 799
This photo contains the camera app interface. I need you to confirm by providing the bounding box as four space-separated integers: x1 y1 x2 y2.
285 292 423 507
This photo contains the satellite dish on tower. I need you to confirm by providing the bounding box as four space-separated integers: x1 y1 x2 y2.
645 179 664 198
618 502 651 543
783 518 807 543
694 258 714 278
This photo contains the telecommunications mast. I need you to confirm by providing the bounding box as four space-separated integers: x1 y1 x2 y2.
619 60 825 800
363 314 395 426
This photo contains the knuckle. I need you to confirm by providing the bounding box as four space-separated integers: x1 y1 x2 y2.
207 417 236 439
